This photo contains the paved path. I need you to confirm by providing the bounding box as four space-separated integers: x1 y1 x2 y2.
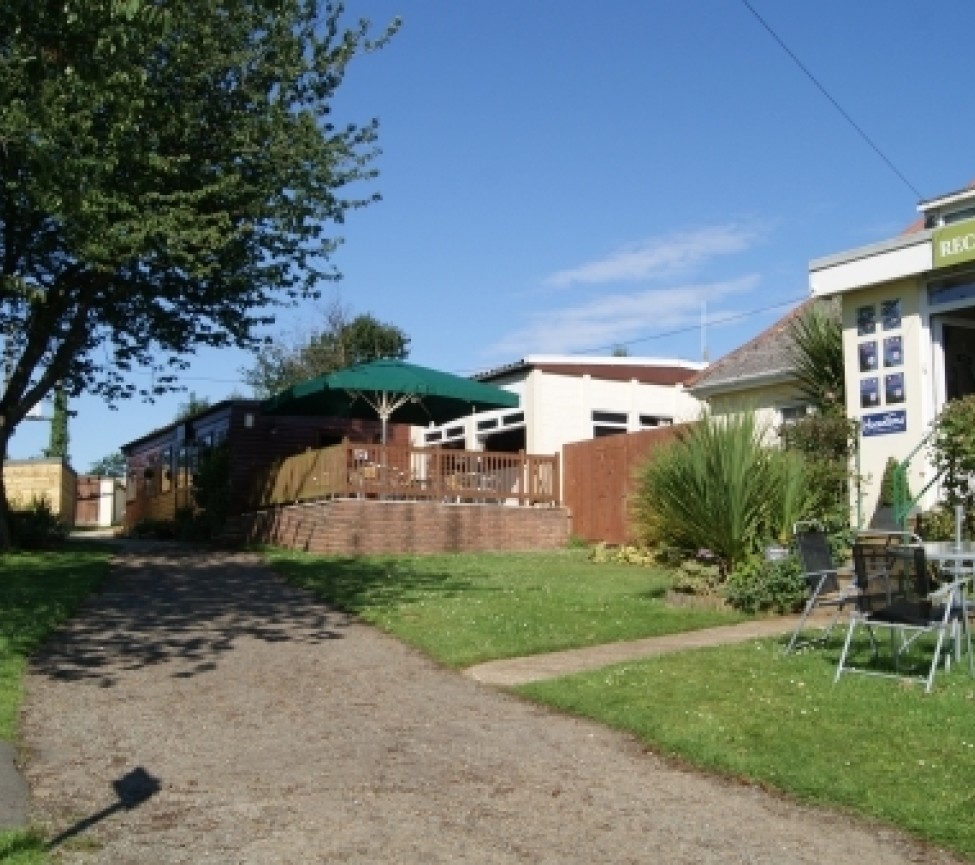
14 545 968 863
0 741 28 829
464 618 801 686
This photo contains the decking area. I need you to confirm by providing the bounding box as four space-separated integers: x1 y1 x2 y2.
248 442 560 508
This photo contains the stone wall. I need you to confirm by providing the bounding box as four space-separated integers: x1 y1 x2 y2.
3 458 77 526
240 499 570 555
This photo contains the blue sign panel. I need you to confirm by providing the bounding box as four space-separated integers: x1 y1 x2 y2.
861 410 907 437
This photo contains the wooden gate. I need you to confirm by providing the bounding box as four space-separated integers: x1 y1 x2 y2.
563 425 687 545
75 476 103 525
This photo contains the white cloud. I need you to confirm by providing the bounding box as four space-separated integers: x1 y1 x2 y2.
543 224 764 289
485 276 759 359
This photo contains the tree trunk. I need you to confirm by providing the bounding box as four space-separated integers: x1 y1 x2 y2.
0 449 12 551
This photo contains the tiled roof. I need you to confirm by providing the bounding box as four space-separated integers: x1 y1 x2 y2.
474 355 705 386
687 296 839 394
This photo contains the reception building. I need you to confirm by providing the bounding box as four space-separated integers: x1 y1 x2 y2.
810 181 975 523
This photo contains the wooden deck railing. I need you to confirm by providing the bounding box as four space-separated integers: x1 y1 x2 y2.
246 443 560 509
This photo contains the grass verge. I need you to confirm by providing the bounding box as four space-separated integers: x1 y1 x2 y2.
0 544 114 864
518 637 975 859
265 548 748 666
0 829 45 865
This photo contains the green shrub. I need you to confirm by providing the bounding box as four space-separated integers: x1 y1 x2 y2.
723 554 805 614
671 558 722 596
633 412 813 573
173 506 212 542
127 518 176 540
191 444 231 538
778 413 857 530
877 455 913 508
916 506 967 542
586 543 656 566
931 394 975 511
8 496 68 549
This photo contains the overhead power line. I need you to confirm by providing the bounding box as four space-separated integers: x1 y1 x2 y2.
739 0 923 200
455 294 810 375
576 293 807 357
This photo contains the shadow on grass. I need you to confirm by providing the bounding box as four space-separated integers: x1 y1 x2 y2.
269 553 490 615
0 548 113 658
26 542 353 687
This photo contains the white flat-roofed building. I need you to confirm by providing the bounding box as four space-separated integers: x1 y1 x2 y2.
414 355 706 456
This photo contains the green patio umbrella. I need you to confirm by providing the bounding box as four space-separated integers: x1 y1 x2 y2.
261 358 519 443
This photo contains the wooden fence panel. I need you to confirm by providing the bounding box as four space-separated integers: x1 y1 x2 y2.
563 425 688 545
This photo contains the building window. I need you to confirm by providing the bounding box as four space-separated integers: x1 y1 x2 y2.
426 424 465 446
160 448 173 493
929 271 975 308
779 405 809 426
593 426 627 438
592 410 628 438
639 414 672 428
943 206 975 225
142 454 161 497
177 445 192 489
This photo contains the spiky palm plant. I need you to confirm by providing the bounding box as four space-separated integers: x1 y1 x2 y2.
635 412 810 573
765 449 814 544
787 301 845 415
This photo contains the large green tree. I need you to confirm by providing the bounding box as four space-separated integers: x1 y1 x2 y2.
89 450 126 477
0 0 397 546
243 302 410 398
175 392 212 421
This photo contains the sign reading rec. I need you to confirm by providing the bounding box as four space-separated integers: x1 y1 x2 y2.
861 410 907 437
933 220 975 269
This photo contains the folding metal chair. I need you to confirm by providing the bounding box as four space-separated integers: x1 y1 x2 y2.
784 522 857 653
835 541 974 693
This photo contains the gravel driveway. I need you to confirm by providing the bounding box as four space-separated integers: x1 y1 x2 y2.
21 543 967 864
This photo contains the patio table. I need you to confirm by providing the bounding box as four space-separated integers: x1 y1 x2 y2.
922 540 975 571
921 541 975 661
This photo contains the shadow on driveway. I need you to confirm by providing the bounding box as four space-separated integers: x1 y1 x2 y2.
30 541 348 687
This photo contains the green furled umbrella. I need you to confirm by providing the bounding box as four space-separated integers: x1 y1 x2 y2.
261 359 519 443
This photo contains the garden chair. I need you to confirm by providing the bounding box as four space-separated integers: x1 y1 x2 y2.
835 541 974 693
784 522 858 653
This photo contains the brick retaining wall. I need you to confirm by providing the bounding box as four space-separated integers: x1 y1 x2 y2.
239 499 570 554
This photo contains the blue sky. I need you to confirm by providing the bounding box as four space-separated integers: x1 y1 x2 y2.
12 0 975 471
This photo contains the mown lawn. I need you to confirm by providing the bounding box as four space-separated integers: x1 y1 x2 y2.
265 548 748 666
0 545 114 864
519 638 975 860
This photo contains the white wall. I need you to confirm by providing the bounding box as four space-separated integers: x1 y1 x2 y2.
840 277 934 525
528 370 702 454
412 366 704 456
706 382 806 443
